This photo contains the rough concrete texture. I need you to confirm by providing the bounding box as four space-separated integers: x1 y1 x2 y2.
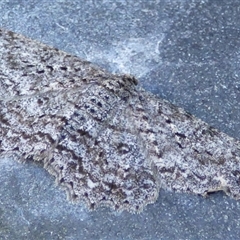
0 0 240 239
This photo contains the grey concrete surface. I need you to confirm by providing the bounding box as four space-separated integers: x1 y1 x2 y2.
0 0 240 239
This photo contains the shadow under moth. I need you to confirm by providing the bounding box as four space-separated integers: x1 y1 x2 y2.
0 28 239 212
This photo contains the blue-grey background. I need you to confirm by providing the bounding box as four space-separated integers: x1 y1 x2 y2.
0 0 240 239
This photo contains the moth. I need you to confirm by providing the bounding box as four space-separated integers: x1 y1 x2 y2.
0 28 239 212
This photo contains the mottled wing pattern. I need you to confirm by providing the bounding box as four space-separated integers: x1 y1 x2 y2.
47 82 159 212
0 29 159 212
133 89 240 199
0 27 97 160
0 28 240 213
